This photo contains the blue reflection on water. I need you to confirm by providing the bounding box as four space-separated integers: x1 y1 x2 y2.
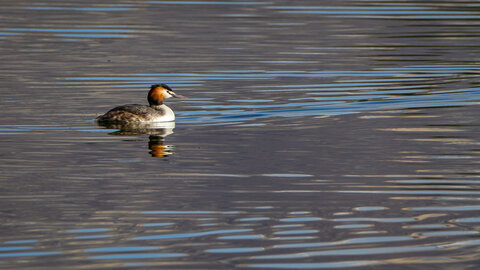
55 34 131 38
4 240 37 244
6 28 136 33
67 228 109 233
85 247 159 253
0 252 61 258
24 7 131 11
74 235 112 240
206 247 264 253
146 1 270 5
0 247 33 252
133 229 251 240
89 253 185 260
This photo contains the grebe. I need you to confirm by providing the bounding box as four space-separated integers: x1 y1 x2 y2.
97 84 184 123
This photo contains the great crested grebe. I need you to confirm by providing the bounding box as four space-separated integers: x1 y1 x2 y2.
97 84 184 123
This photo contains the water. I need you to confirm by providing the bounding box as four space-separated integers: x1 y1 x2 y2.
1 0 480 269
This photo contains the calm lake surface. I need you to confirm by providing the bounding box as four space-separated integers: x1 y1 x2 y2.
1 0 480 269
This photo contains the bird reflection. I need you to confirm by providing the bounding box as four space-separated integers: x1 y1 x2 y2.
148 135 173 157
98 121 175 157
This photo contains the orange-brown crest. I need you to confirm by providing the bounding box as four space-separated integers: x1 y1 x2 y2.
147 85 167 106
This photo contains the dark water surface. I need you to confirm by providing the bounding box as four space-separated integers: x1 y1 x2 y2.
2 0 480 269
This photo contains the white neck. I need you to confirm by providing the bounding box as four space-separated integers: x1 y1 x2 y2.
150 104 164 110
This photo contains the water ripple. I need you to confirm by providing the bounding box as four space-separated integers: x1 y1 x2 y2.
56 64 480 126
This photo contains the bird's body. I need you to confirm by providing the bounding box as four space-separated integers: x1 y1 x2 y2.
97 104 175 123
97 84 183 124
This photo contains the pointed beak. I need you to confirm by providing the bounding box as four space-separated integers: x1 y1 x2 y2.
171 91 186 99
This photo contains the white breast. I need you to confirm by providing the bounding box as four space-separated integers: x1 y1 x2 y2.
151 104 175 122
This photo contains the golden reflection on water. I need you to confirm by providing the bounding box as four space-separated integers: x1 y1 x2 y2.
148 136 173 158
97 121 175 157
